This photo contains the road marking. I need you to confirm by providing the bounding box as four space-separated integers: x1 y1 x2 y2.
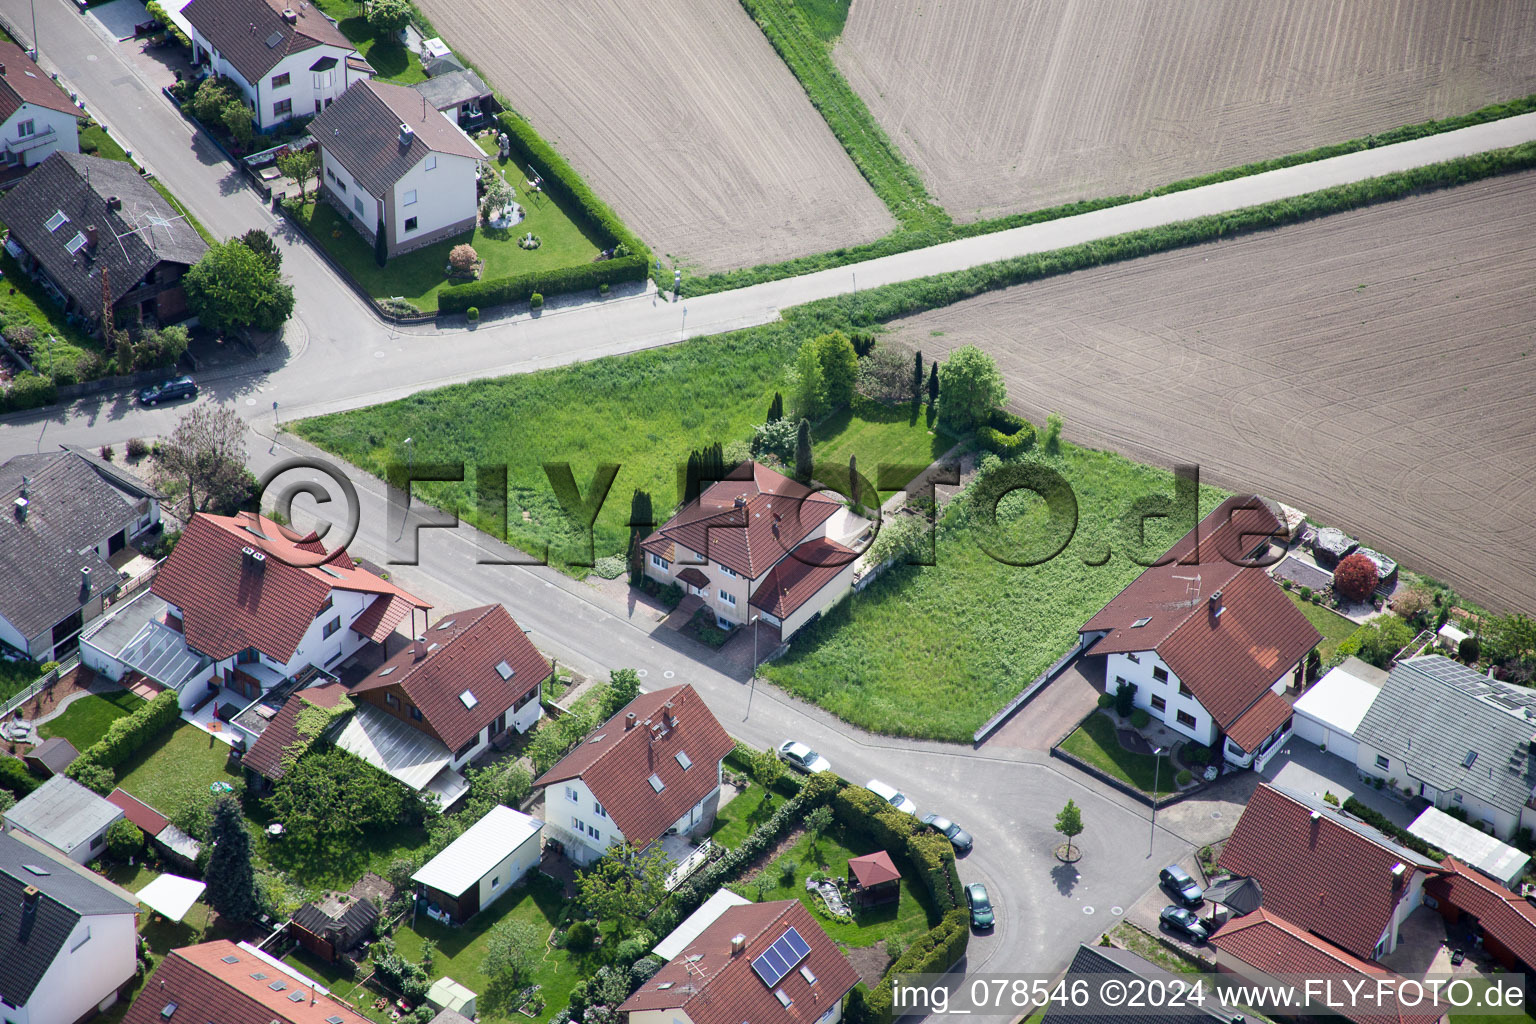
1083 906 1095 914
374 351 385 358
663 670 675 679
636 669 648 678
1111 906 1124 915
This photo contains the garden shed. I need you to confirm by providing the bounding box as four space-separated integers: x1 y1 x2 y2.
412 805 542 923
22 737 78 778
290 889 380 963
1290 657 1387 764
847 850 901 908
4 775 123 863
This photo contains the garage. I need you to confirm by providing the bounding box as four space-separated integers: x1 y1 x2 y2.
1291 656 1388 763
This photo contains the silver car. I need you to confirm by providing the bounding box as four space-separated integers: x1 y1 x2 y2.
778 739 832 774
866 778 918 816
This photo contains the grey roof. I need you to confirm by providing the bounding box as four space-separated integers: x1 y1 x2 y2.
412 69 490 112
423 53 466 78
0 153 206 320
0 450 138 641
4 776 123 857
1202 875 1263 916
80 590 211 691
313 79 483 197
335 699 451 791
1409 807 1530 884
23 737 78 777
0 831 137 1006
1354 655 1536 818
182 0 353 82
292 889 379 949
57 445 164 502
1049 945 1245 1024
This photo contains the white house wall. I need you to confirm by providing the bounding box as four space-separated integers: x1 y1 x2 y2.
547 777 621 866
319 147 381 231
6 911 137 1024
253 44 360 127
2 104 79 169
1106 650 1218 746
385 146 477 254
475 829 543 911
1355 741 1520 839
776 557 858 637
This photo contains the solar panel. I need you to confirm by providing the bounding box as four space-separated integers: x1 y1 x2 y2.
269 980 286 991
288 991 307 1003
750 927 811 987
220 954 239 964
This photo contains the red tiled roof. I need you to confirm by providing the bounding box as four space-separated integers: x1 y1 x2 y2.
1224 690 1294 754
534 684 734 852
1211 910 1442 1024
152 512 429 662
747 537 856 619
120 939 371 1024
676 567 710 589
848 850 900 887
1219 785 1440 959
243 683 352 782
0 42 80 121
351 605 549 751
107 788 168 836
620 901 860 1024
641 463 840 580
1426 858 1536 969
349 593 415 643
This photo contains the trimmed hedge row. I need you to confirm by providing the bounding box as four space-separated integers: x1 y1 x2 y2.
832 784 961 911
977 409 1036 456
66 690 180 790
1343 796 1446 861
0 757 40 797
437 254 648 315
866 909 971 1023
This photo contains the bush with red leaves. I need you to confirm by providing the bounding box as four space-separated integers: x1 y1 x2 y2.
1333 552 1379 602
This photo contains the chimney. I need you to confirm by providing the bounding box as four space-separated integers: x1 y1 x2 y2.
733 496 746 509
80 566 92 598
19 885 39 942
1391 862 1406 882
1209 589 1224 619
1309 810 1321 821
663 702 675 727
414 635 427 660
281 8 298 23
398 122 414 146
12 496 27 522
84 224 98 250
625 712 637 731
0 63 6 76
730 933 746 955
106 195 121 211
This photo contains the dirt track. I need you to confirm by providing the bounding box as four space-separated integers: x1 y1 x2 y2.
416 0 893 272
836 0 1536 221
893 172 1536 612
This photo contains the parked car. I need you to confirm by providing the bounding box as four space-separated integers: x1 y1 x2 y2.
865 778 918 816
1160 905 1208 943
1159 865 1204 908
966 882 994 929
921 813 974 853
778 739 831 774
138 375 197 405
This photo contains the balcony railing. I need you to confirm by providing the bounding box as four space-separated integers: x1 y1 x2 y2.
4 125 58 155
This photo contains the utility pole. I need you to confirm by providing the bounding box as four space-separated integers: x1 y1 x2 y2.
1148 746 1165 856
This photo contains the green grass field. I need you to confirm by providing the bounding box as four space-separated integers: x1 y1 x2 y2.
288 147 603 312
813 397 954 482
310 0 425 84
763 445 1226 740
393 873 580 1023
114 722 241 811
797 0 853 41
1058 712 1179 797
294 326 943 571
1287 591 1359 664
38 690 141 750
0 241 97 378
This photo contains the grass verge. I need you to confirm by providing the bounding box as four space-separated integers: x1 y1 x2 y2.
678 94 1536 297
1286 592 1358 665
1058 712 1179 797
38 690 141 750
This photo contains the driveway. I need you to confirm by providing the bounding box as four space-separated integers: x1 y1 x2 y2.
984 656 1103 752
1261 738 1417 828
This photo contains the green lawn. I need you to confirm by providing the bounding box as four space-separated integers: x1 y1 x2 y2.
79 122 129 162
38 690 141 750
1287 591 1359 664
709 785 781 850
310 0 424 84
729 828 938 948
763 444 1227 740
114 721 242 812
0 659 44 705
392 873 581 1023
1058 712 1178 797
282 949 392 1024
0 241 97 378
796 0 853 41
812 396 955 486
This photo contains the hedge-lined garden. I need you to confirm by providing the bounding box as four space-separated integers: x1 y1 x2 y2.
65 690 181 793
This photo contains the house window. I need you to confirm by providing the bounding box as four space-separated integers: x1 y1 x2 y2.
720 565 738 579
404 217 418 232
513 687 539 712
1127 652 1140 664
409 705 422 721
1152 666 1169 683
404 189 418 206
1376 755 1390 770
594 801 606 818
491 876 500 888
425 155 437 170
322 617 341 639
650 553 670 571
587 825 599 840
354 198 367 219
1175 710 1197 729
385 693 400 709
17 119 34 138
1178 682 1193 698
91 833 104 851
273 99 292 117
720 591 737 607
565 786 579 803
271 73 290 88
1114 676 1127 687
455 737 476 760
572 817 584 832
1150 695 1166 712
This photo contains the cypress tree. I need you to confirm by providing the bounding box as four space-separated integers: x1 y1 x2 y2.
927 362 940 406
373 216 388 267
628 488 653 583
767 392 784 423
849 454 859 507
794 419 813 484
206 797 259 923
913 350 924 403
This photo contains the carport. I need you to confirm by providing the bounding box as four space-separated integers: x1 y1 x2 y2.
1291 656 1386 762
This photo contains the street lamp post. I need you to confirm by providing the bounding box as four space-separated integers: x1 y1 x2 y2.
30 0 37 60
404 436 414 475
1149 746 1165 855
745 614 760 719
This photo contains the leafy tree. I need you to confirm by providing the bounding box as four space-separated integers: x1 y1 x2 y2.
365 0 413 36
1392 585 1433 627
913 350 924 403
576 843 673 936
238 228 282 274
1044 412 1064 454
276 147 318 200
152 406 249 515
766 392 784 422
805 804 834 852
1333 552 1379 602
1338 615 1415 669
749 419 799 465
815 331 858 409
374 216 388 267
206 797 259 923
1486 613 1536 664
184 239 295 334
220 99 253 151
189 76 238 123
105 819 145 861
866 512 925 566
1055 799 1084 857
481 919 543 1009
1459 636 1482 664
937 346 1006 432
449 244 480 275
788 338 825 421
794 418 813 484
927 361 939 406
628 488 653 580
607 668 641 713
270 748 411 860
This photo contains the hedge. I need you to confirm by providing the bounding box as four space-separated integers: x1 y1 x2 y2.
0 757 40 797
1342 797 1446 861
977 411 1035 457
437 254 649 314
1 372 59 413
67 690 181 786
865 909 971 1023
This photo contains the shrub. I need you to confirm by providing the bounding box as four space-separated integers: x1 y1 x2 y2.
1113 680 1135 717
1459 636 1482 664
749 418 799 464
106 818 145 860
1280 578 1293 590
437 255 649 313
1299 586 1312 601
126 437 150 461
529 293 544 309
67 690 180 780
565 920 595 953
1130 709 1151 729
2 372 57 413
1323 791 1341 806
1337 616 1416 669
0 758 39 797
466 306 480 322
866 909 970 1021
1175 769 1192 786
99 444 115 462
448 244 480 275
976 416 1035 457
1183 744 1211 767
599 282 610 295
1334 552 1379 602
1343 797 1444 860
1096 693 1113 710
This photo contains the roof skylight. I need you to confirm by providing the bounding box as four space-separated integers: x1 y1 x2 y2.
648 773 665 792
459 689 478 709
675 750 692 770
45 210 67 232
495 660 514 680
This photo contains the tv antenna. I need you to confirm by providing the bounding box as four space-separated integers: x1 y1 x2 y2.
1171 573 1202 604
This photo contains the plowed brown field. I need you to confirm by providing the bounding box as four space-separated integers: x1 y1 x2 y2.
416 0 894 271
836 0 1536 221
894 172 1536 611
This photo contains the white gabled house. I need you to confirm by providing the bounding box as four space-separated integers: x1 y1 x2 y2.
0 41 80 171
311 79 482 257
182 0 374 131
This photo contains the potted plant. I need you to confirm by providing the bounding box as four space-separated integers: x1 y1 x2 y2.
466 306 480 325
